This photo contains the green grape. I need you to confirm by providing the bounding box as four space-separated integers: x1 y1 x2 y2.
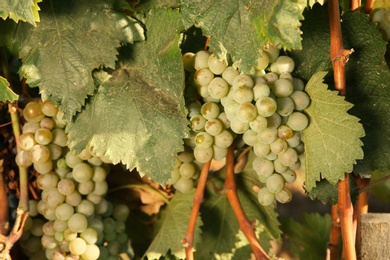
47 144 63 160
278 147 299 167
266 173 285 193
204 118 224 136
270 138 288 154
233 86 253 104
78 180 95 195
88 156 103 167
217 112 230 129
276 97 294 116
213 145 228 161
275 188 292 203
195 132 214 149
208 77 229 99
23 101 45 122
65 191 82 207
242 129 258 146
194 50 211 70
194 68 214 86
34 160 53 174
93 181 108 196
194 146 213 163
270 56 295 74
76 200 95 216
222 66 240 85
112 204 130 221
57 179 75 196
214 130 234 148
277 125 293 140
53 219 68 233
223 98 240 117
197 84 209 98
38 117 55 130
35 128 53 145
68 213 88 233
290 90 310 111
41 234 57 249
279 72 293 81
22 121 40 134
19 133 36 150
81 244 100 260
253 142 270 157
65 151 83 168
174 177 194 193
280 169 297 183
257 128 278 144
87 193 103 205
249 115 268 132
41 100 58 117
182 52 195 72
229 118 249 134
55 203 74 221
237 102 257 123
201 101 220 120
273 158 289 173
30 144 50 164
272 78 293 98
255 51 270 71
264 45 280 63
179 162 196 179
252 157 274 178
292 77 305 91
15 150 33 167
232 74 254 89
37 172 59 190
92 166 107 182
257 187 275 206
252 83 271 101
51 128 67 147
256 97 277 117
263 72 278 84
72 163 93 183
286 112 309 131
69 237 87 255
208 54 228 75
285 131 301 147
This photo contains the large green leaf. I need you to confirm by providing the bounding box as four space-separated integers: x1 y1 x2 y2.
67 9 188 184
0 76 18 102
5 0 143 120
0 0 40 26
180 0 304 73
290 4 390 176
304 72 365 191
144 191 202 259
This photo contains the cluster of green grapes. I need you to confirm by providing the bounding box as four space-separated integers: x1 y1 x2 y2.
15 101 131 260
371 8 390 41
172 46 309 206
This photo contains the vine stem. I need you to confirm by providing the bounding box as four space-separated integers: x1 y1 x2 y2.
108 183 170 204
353 176 369 259
183 160 211 260
328 0 356 259
365 0 374 13
224 144 269 260
328 205 340 260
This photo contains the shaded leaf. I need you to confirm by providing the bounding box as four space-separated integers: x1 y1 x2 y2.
0 76 18 102
281 213 331 260
304 71 365 191
5 0 144 119
308 179 338 205
67 9 188 184
181 0 304 73
144 191 202 259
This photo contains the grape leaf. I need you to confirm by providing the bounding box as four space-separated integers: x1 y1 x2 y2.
281 213 331 260
0 76 18 102
67 9 188 184
0 0 40 26
180 0 304 73
308 179 338 205
304 71 365 191
144 191 202 260
4 0 144 120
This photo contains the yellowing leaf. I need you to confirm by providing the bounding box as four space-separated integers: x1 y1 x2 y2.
304 71 365 191
0 76 18 102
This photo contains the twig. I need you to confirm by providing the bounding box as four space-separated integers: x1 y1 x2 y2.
358 174 389 193
328 0 356 259
350 0 360 11
365 0 374 14
108 183 170 204
327 204 340 260
353 176 369 259
225 144 269 260
183 160 211 260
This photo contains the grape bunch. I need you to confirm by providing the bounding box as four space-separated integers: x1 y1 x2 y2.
173 46 309 206
15 101 131 260
371 8 390 41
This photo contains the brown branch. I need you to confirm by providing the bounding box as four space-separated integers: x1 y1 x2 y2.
353 176 370 259
365 0 374 14
350 0 361 11
183 160 211 260
225 144 269 260
328 204 341 260
328 0 356 259
358 174 389 193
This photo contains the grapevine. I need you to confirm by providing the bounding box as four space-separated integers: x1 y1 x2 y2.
1 0 390 259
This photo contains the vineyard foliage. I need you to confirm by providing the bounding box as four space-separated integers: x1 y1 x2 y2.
1 0 390 259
